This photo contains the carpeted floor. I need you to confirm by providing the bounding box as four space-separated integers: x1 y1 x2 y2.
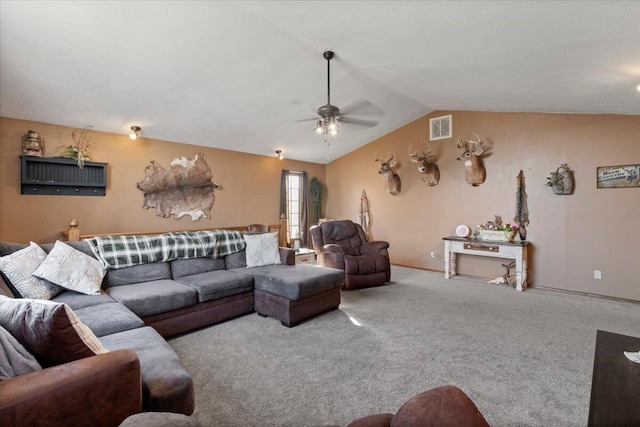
168 266 639 427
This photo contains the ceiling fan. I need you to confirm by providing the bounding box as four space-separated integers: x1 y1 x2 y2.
311 51 380 141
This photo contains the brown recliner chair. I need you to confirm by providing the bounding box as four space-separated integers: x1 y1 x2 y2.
310 219 390 289
347 385 490 427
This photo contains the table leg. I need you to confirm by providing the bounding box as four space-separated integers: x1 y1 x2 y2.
444 242 451 279
515 250 524 292
450 253 457 277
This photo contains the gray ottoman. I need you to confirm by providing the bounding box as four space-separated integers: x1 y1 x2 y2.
230 264 344 327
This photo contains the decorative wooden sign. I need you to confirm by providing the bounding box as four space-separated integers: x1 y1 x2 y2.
596 164 640 189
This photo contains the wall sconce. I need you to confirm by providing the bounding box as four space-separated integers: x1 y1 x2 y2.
275 150 283 160
130 126 141 140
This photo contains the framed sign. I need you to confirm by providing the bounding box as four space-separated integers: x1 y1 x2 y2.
596 164 640 188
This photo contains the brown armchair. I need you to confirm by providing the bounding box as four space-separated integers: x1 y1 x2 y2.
0 349 142 427
310 219 390 289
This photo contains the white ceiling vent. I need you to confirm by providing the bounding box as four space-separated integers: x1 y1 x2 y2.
429 115 452 141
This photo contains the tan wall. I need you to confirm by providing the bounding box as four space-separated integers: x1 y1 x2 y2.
0 117 325 244
326 111 640 301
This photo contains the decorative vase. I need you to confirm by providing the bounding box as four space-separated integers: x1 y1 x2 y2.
548 163 574 195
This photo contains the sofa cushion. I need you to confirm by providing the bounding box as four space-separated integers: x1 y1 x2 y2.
105 280 197 318
0 296 108 368
176 270 254 303
74 303 144 337
231 264 344 300
40 240 96 257
224 249 247 269
104 262 172 288
32 241 105 295
99 326 194 414
170 257 225 279
244 232 281 267
0 325 42 379
51 289 117 310
0 241 28 256
0 242 64 299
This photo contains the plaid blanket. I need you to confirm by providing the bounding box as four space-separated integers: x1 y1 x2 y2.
85 230 246 270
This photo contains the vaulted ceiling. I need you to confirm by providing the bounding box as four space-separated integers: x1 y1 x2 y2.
1 1 638 164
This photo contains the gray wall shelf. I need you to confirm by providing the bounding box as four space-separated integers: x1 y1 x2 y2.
21 155 108 196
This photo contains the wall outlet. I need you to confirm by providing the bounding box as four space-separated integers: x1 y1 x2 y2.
430 252 436 259
594 270 602 280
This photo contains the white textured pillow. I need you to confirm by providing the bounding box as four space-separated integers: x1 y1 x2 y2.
0 242 63 299
244 232 282 267
33 241 105 295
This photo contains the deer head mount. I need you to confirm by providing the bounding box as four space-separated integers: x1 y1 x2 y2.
457 134 488 186
409 141 440 187
375 152 401 196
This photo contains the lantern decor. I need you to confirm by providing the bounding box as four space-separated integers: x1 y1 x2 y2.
22 130 44 157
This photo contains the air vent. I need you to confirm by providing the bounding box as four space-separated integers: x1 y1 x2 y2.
429 114 452 141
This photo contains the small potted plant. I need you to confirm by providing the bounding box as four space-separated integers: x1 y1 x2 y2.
59 126 93 168
476 215 518 241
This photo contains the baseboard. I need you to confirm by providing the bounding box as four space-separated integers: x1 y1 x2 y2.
390 264 640 305
391 263 442 274
527 284 640 305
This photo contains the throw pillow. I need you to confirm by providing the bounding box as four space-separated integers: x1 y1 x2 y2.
0 296 108 368
244 232 281 267
33 240 105 295
0 242 64 299
0 325 42 379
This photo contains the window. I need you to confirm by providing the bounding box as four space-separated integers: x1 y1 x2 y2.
287 173 302 240
280 170 308 247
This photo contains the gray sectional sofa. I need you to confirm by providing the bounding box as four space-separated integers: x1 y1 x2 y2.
0 236 344 423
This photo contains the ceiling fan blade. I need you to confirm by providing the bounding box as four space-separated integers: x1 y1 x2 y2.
339 99 383 118
292 117 319 123
339 116 379 128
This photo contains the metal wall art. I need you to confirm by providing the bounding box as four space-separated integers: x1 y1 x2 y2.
596 164 640 189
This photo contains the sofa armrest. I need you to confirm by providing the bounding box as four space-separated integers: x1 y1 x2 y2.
279 247 295 265
360 241 390 255
317 250 345 271
322 244 344 253
0 349 142 427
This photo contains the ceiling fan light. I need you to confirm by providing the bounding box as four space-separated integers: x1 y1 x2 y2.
328 120 338 132
329 127 339 136
314 120 324 134
130 125 141 140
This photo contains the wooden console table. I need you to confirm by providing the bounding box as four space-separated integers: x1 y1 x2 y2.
442 236 530 291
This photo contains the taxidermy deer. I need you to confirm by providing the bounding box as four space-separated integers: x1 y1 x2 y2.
408 141 440 186
375 152 401 196
457 134 487 186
